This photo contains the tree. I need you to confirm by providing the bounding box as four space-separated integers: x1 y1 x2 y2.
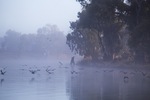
125 0 150 63
67 0 126 61
3 30 21 52
67 28 101 61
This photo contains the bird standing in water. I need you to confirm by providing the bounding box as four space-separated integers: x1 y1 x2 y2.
70 56 75 66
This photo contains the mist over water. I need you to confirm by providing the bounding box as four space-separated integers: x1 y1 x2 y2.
0 25 150 100
0 59 150 100
0 1 150 99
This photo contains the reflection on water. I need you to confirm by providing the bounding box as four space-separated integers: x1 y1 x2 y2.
68 66 150 100
0 78 4 86
0 60 150 100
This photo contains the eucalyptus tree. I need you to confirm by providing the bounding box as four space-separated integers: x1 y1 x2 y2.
67 0 126 61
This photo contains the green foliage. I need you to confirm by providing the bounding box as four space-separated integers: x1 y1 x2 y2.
67 0 150 63
66 28 101 60
126 0 150 63
67 0 125 61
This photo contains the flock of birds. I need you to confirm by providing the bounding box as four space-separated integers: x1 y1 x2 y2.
100 68 150 83
0 61 77 76
0 62 150 84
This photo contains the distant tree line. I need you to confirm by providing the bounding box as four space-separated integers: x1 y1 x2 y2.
66 0 150 64
0 24 70 58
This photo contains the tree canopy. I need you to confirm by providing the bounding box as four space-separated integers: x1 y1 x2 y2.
67 0 150 63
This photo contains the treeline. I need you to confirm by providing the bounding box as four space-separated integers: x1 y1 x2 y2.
66 0 150 64
0 25 70 59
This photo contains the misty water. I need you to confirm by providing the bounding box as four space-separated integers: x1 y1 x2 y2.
0 59 150 100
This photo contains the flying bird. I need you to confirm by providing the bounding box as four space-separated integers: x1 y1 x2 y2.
71 70 78 74
29 67 40 74
120 71 127 74
140 71 147 77
0 70 6 75
0 67 6 75
46 68 55 74
29 69 37 74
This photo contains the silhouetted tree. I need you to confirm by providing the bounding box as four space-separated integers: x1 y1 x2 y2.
0 25 71 58
67 0 126 61
125 0 150 63
67 0 150 63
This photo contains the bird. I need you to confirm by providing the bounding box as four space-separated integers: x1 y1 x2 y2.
124 76 129 83
0 68 6 75
140 71 147 77
120 71 127 74
130 72 135 75
46 68 55 74
103 70 108 72
71 70 78 74
46 69 53 74
59 61 63 65
29 67 40 74
58 61 63 67
29 69 37 74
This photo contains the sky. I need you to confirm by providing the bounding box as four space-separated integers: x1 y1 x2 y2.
0 0 81 36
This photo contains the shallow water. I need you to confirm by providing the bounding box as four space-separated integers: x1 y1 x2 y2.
0 60 150 100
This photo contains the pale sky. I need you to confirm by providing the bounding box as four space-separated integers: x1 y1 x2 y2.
0 0 81 36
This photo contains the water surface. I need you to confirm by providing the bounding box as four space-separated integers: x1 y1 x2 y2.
0 60 150 100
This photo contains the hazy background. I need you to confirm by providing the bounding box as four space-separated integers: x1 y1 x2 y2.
0 0 81 36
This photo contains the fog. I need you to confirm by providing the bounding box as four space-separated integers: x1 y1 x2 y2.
0 24 74 61
0 0 150 100
0 60 150 100
0 0 81 35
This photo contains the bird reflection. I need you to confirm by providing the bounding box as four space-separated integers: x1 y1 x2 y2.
0 78 4 86
29 77 35 83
